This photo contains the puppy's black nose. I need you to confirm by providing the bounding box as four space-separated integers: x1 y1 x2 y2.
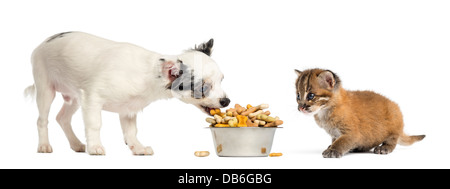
219 98 230 107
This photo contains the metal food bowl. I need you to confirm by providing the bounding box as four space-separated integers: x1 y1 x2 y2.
208 127 281 157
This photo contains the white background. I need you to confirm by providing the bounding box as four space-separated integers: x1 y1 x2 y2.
1 0 449 169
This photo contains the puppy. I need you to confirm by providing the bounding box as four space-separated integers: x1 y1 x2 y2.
24 32 230 155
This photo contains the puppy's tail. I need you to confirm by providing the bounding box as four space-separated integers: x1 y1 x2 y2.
398 133 426 146
24 84 36 102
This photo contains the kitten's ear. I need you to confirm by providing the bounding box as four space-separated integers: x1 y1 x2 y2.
294 69 302 76
317 71 337 90
193 38 214 56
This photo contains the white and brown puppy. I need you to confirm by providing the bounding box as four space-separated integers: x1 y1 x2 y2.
24 32 230 155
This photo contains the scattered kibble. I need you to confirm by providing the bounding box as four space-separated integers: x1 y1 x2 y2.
269 153 283 157
194 151 210 157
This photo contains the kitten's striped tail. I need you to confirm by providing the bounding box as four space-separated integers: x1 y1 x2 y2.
398 133 426 146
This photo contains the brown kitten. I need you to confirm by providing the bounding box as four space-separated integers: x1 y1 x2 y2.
295 68 425 158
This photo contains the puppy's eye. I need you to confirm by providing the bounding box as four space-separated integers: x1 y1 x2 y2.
193 83 211 99
307 93 315 101
200 84 211 96
297 93 301 101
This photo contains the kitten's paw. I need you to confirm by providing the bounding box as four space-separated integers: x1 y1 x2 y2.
322 148 342 158
373 145 391 155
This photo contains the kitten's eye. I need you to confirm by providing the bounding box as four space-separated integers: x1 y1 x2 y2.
297 93 301 101
307 93 315 101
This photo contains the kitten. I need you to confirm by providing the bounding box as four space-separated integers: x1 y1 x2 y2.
294 68 425 158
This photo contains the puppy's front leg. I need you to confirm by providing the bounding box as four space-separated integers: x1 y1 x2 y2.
82 100 105 155
119 114 153 155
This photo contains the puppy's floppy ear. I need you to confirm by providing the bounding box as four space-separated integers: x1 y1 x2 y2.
317 70 339 90
294 69 302 76
194 38 214 56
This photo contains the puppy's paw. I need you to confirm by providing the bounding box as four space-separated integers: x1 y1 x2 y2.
374 145 391 155
130 145 154 156
88 145 105 155
37 143 53 153
322 148 342 158
71 143 86 153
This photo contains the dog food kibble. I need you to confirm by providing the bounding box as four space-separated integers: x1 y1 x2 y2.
214 124 230 127
210 108 221 116
194 151 210 157
206 103 283 127
269 153 283 157
228 119 238 127
264 120 283 127
236 115 248 127
246 119 258 127
205 117 216 125
235 104 245 114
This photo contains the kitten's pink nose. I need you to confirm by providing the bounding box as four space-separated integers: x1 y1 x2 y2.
298 104 308 113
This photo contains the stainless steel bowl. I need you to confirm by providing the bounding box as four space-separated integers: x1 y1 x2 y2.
208 127 281 157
